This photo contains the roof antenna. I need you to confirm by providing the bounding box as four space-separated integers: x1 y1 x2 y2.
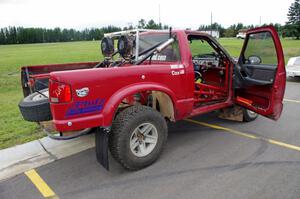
169 27 172 38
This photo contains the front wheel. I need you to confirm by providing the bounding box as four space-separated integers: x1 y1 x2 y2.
109 105 168 170
243 109 258 122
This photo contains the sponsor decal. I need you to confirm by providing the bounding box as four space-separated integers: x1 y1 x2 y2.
170 64 184 69
139 54 167 61
76 87 89 97
152 55 167 61
170 64 185 76
66 98 105 117
171 69 185 76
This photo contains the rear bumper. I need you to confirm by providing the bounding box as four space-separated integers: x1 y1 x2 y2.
53 114 104 132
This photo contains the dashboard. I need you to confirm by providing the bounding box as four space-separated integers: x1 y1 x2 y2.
193 53 221 71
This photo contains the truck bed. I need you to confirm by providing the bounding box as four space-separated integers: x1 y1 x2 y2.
21 62 98 96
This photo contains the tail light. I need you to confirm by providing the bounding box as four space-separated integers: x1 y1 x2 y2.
49 80 72 103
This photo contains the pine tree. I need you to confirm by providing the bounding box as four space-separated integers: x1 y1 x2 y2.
287 0 300 39
0 29 5 44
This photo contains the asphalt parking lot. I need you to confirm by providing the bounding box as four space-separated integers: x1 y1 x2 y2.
1 80 300 199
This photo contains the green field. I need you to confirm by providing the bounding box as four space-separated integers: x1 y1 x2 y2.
0 38 300 149
0 41 101 149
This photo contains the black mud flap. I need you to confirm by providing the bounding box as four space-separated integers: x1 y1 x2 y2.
95 127 109 170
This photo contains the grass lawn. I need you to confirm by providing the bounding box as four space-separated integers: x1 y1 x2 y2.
0 38 299 149
0 41 102 149
218 38 300 62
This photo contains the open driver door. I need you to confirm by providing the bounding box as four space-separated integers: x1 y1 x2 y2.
234 26 286 120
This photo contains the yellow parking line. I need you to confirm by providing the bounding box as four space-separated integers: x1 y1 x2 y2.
25 169 59 199
284 99 300 104
185 119 300 152
267 139 300 151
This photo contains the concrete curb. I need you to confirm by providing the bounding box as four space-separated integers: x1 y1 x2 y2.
0 134 94 181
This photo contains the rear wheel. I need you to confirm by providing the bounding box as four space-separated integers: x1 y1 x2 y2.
109 105 168 170
243 109 258 122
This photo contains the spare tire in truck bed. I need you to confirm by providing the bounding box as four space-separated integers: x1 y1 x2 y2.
19 88 52 122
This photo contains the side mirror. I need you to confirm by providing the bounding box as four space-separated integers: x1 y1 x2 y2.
248 55 262 65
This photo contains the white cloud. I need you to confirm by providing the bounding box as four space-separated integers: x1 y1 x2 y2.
0 0 294 29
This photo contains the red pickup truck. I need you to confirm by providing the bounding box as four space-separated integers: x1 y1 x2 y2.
19 26 286 170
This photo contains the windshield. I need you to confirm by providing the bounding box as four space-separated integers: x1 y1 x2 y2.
137 33 181 62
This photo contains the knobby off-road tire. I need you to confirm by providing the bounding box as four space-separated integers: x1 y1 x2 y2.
18 88 52 122
109 105 168 170
243 108 258 122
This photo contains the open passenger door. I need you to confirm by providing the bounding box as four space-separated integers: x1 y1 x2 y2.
234 26 286 120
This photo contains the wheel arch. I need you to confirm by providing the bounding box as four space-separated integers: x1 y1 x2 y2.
101 83 177 126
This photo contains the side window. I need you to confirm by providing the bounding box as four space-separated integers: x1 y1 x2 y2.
243 32 277 65
151 41 181 62
189 38 221 71
189 39 217 57
139 34 180 62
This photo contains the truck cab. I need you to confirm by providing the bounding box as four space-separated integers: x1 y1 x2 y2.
19 26 286 170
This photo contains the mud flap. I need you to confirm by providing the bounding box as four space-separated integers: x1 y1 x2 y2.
95 127 109 170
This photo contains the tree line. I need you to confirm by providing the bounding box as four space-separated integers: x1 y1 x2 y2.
0 26 122 44
0 22 296 45
197 23 285 38
0 22 290 45
0 19 170 45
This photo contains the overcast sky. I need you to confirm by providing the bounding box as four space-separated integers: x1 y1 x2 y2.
0 0 294 30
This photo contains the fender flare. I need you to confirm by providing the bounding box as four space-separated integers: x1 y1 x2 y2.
101 83 177 126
